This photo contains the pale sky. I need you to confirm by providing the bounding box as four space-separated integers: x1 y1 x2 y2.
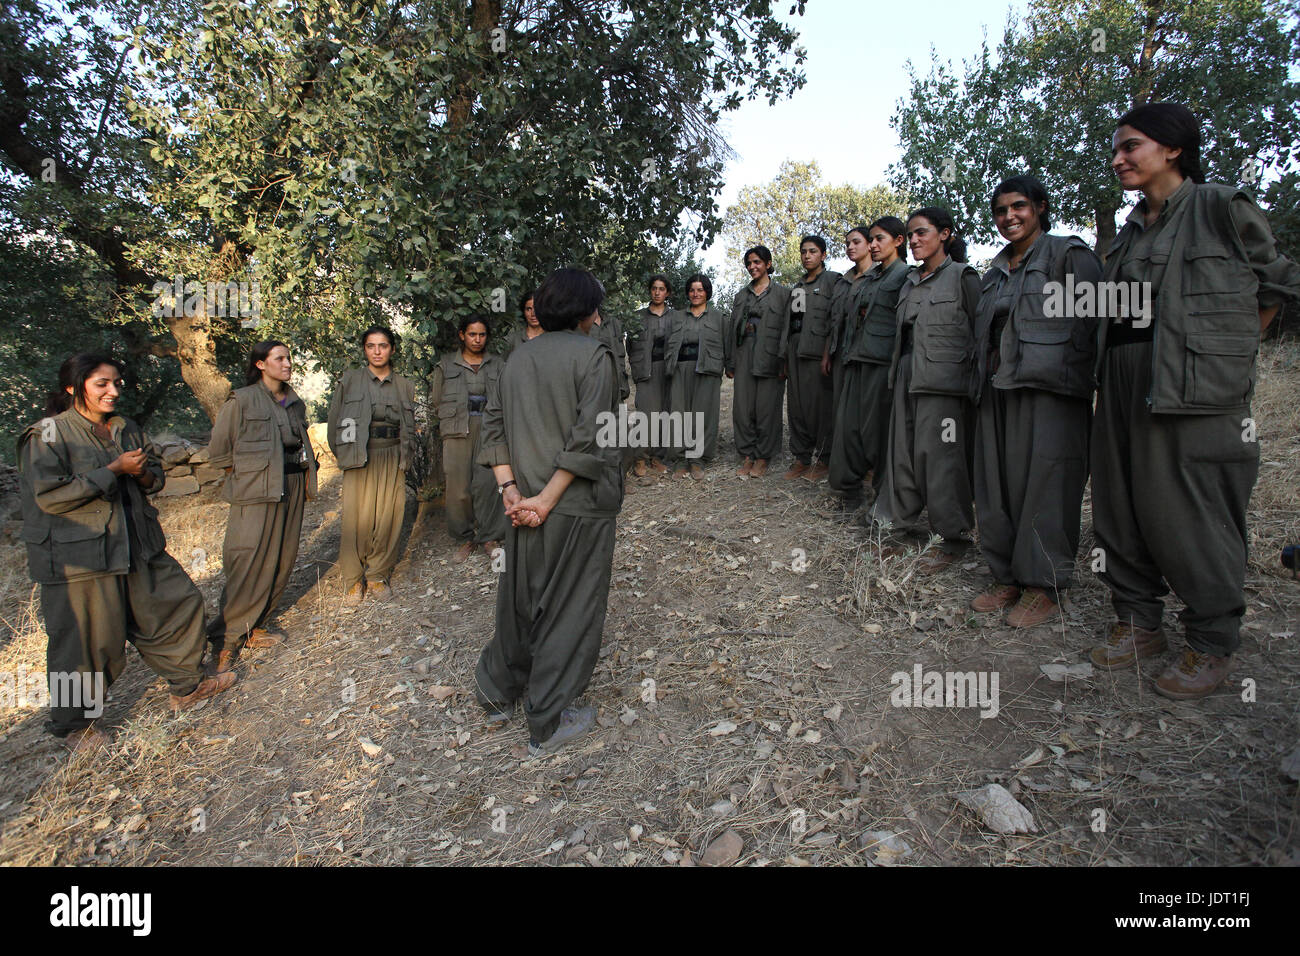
700 0 1033 276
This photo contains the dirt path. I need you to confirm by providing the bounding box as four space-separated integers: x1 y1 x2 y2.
1 348 1297 866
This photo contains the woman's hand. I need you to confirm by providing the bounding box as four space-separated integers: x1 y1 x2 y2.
507 493 552 526
502 484 522 515
108 449 147 477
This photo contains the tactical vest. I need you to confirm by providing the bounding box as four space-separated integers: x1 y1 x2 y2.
434 355 500 439
328 367 417 469
790 269 841 359
214 383 318 504
842 259 910 366
729 281 792 378
665 306 728 377
890 259 978 397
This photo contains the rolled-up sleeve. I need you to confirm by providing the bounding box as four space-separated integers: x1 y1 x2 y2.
1229 193 1300 309
553 347 615 480
476 370 511 468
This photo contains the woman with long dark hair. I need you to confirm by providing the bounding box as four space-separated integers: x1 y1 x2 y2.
664 273 728 478
206 341 317 671
18 354 234 750
626 274 679 476
827 216 910 512
872 208 980 570
505 290 544 354
1087 103 1300 698
431 315 509 563
727 246 791 476
969 176 1103 627
327 325 416 601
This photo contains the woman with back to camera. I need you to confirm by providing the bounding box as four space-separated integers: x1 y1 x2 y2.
727 246 791 477
970 175 1103 628
664 273 729 478
327 325 417 604
1087 102 1300 699
872 207 980 571
827 216 911 515
206 341 317 672
18 354 235 751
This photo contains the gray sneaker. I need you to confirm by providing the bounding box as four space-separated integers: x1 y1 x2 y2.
528 705 597 757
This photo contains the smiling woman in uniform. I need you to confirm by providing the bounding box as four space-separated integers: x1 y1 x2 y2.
18 354 235 751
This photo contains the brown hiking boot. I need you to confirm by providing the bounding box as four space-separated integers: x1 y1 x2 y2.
917 549 957 572
1006 587 1060 628
736 457 754 477
649 459 670 475
1154 650 1232 701
690 463 705 480
1089 621 1168 670
673 467 690 478
804 461 829 482
245 627 285 649
633 459 648 478
971 584 1021 613
169 671 237 714
343 582 365 607
208 647 238 676
62 725 111 754
750 459 769 477
368 581 392 603
783 461 809 479
453 540 475 564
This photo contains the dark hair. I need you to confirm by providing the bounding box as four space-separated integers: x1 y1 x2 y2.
518 289 536 319
360 324 398 354
907 207 968 263
648 273 672 294
846 224 871 244
45 353 125 417
458 313 492 336
1116 102 1206 184
990 175 1052 232
867 216 907 259
245 340 290 386
799 235 827 254
533 268 605 332
743 245 774 275
684 272 713 300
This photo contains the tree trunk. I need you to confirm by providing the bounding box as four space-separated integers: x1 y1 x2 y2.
1094 202 1119 260
167 309 232 422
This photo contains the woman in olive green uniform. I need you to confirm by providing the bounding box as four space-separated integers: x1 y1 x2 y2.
327 326 417 604
728 246 791 477
871 208 980 570
207 341 317 670
665 273 728 478
504 289 544 356
19 354 234 749
1087 103 1300 699
626 275 679 476
432 315 510 563
784 236 840 479
971 176 1103 628
828 217 910 511
821 226 875 478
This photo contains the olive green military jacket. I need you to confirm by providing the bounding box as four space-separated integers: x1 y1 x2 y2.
18 410 168 585
826 267 871 359
478 328 624 519
789 268 841 359
626 306 680 383
430 353 502 439
841 259 911 367
1096 180 1300 414
664 306 729 378
208 383 318 504
889 258 981 397
974 234 1103 404
590 314 631 400
728 281 792 378
327 367 418 470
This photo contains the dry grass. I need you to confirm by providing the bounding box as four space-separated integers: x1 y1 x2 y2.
0 343 1298 866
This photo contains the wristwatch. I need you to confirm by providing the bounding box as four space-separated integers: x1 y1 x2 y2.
497 479 517 495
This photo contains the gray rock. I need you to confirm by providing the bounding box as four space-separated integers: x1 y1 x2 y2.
156 475 200 497
161 443 192 465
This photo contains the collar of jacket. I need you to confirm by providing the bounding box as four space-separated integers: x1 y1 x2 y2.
988 231 1047 277
56 407 127 441
1125 175 1195 233
909 256 956 285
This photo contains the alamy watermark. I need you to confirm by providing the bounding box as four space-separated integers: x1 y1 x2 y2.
596 407 705 459
890 664 999 719
151 275 262 327
1044 276 1151 327
0 667 105 717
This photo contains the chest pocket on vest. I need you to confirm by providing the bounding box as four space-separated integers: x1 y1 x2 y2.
1181 241 1255 309
438 367 464 424
923 292 969 361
